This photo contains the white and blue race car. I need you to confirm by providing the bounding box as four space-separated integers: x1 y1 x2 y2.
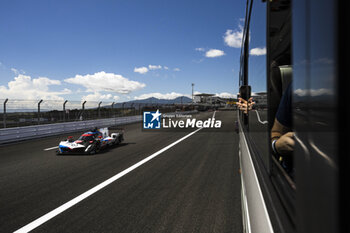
56 127 124 155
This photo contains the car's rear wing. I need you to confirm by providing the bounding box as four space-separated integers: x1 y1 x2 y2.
99 127 124 137
99 127 109 137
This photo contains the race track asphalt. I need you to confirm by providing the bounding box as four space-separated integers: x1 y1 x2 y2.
0 111 242 233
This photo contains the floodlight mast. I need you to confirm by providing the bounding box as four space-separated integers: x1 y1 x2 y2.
192 83 195 104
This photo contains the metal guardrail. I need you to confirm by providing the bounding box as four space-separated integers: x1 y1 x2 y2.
0 115 142 144
0 110 198 144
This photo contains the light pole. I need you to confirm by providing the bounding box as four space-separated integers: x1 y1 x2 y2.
192 83 194 104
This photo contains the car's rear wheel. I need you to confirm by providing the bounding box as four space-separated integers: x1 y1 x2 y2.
119 135 124 143
114 138 119 145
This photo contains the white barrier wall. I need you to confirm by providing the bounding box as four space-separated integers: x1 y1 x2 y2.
0 115 141 144
0 111 198 144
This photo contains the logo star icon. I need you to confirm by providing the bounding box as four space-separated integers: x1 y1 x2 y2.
150 110 161 122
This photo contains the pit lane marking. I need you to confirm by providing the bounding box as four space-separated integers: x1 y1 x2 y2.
44 146 59 151
14 111 218 233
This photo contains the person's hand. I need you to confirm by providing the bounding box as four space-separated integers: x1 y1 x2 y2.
275 132 295 156
237 97 255 114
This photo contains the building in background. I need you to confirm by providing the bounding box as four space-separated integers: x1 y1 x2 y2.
252 92 267 109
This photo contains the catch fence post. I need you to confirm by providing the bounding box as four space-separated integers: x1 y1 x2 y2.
98 101 102 119
111 102 115 125
131 103 134 116
3 98 8 128
38 99 43 125
81 101 86 120
63 100 68 122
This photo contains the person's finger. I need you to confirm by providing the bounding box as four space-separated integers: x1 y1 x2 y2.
286 143 294 152
285 137 295 147
289 138 295 147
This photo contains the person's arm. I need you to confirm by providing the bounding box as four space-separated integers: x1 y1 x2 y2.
271 119 294 156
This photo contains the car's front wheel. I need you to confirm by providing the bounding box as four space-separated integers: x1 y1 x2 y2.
90 142 101 155
56 150 62 156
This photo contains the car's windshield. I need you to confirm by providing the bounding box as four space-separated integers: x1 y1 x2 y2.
78 135 94 141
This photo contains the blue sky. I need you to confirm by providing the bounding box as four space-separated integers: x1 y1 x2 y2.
0 0 265 102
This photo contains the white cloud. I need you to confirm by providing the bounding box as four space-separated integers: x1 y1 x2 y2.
205 49 225 58
134 66 149 74
215 92 237 98
294 89 307 96
294 88 333 97
11 68 19 75
195 47 205 52
250 47 266 56
64 71 145 94
83 92 111 101
164 66 169 70
193 91 236 99
134 92 190 100
82 92 120 101
314 58 333 65
148 65 162 70
192 58 204 64
173 68 181 72
11 67 26 75
224 25 243 48
0 74 69 100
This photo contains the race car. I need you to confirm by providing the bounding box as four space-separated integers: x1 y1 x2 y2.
56 127 124 155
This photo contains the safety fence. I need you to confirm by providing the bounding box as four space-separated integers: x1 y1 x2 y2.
0 110 198 144
0 99 194 129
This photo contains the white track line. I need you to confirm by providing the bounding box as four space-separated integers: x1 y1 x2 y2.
44 146 59 151
15 127 204 233
254 110 268 125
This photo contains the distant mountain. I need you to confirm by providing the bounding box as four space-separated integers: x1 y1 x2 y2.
130 96 192 104
104 96 192 108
